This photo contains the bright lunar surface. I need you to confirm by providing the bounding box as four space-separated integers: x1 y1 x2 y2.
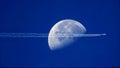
48 19 86 50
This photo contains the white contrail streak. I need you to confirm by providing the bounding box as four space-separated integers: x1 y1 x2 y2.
0 33 106 37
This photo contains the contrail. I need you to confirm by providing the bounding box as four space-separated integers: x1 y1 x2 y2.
0 33 106 37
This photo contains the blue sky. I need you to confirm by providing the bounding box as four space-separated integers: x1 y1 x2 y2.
0 0 120 67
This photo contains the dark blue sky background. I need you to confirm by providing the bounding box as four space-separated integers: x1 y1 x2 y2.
0 0 120 67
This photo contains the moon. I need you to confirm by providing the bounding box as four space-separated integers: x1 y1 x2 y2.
48 19 86 50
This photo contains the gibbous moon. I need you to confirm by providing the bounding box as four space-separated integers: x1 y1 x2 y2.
48 19 86 50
